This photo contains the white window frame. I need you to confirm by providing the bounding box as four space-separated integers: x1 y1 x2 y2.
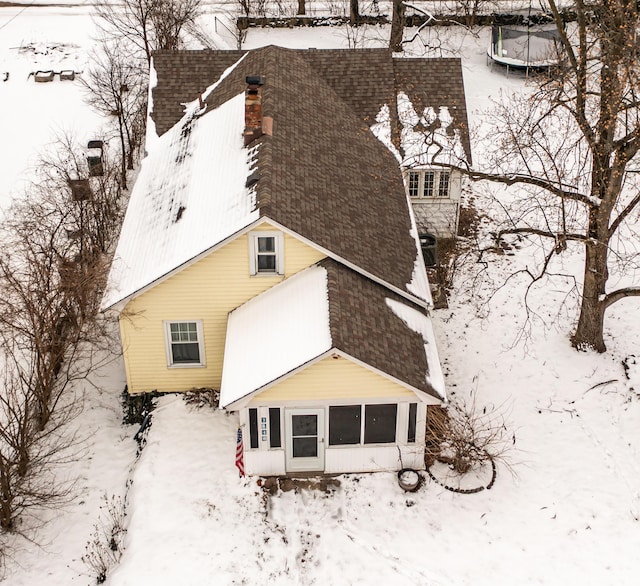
406 168 451 199
164 320 206 368
328 403 400 447
249 231 284 275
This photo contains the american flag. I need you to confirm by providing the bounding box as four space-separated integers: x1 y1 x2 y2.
235 426 245 477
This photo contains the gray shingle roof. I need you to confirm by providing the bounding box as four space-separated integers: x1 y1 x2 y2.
155 45 428 301
235 47 419 299
323 258 441 399
151 47 472 160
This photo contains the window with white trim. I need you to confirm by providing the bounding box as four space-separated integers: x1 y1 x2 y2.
249 231 284 275
164 320 205 367
328 404 398 446
407 403 417 443
407 169 450 199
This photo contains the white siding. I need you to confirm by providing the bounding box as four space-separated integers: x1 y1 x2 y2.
245 450 285 476
325 445 425 474
413 200 460 239
410 169 463 239
239 400 427 476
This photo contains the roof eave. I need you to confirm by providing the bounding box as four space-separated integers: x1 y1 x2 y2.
221 347 443 412
101 215 267 312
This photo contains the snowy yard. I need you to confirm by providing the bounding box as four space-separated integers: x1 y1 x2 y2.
1 3 640 585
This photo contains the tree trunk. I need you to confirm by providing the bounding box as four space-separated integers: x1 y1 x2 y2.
350 0 360 27
572 240 608 352
0 459 14 530
389 0 405 52
297 0 305 16
117 112 128 189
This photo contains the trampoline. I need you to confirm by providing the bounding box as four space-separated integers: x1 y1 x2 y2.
488 12 563 74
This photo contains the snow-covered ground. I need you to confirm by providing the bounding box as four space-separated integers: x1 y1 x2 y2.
0 5 103 207
1 5 640 586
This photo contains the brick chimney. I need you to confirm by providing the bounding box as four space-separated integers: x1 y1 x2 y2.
244 75 264 146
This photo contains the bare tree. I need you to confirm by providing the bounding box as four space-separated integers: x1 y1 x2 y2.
0 137 124 533
95 0 156 66
95 0 208 66
81 40 148 189
453 0 640 352
0 345 78 532
425 396 513 476
0 137 122 432
151 0 206 51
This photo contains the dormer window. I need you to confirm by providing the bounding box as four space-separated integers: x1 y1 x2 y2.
249 231 284 275
407 169 450 199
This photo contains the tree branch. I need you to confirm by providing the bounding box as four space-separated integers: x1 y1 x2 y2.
604 287 640 309
496 227 588 244
449 164 596 208
609 191 640 237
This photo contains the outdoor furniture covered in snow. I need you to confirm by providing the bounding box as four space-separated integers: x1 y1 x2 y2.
34 70 55 82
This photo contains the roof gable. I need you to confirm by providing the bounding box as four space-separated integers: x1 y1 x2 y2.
220 259 445 407
220 260 444 409
102 90 258 309
220 264 332 408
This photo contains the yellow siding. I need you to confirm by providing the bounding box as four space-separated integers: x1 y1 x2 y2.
251 355 416 403
120 222 326 393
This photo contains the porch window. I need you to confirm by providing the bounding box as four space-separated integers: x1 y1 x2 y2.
407 403 417 443
329 404 398 446
364 404 397 444
164 320 205 366
249 408 259 449
269 408 282 448
249 231 284 275
329 405 361 445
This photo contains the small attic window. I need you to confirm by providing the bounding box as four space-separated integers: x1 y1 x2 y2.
249 231 284 276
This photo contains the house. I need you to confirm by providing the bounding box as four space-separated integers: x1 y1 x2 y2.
102 46 471 476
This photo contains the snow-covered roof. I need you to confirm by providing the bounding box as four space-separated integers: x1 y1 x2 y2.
220 265 332 408
132 47 471 309
221 259 444 409
371 94 467 170
385 298 446 400
102 91 259 309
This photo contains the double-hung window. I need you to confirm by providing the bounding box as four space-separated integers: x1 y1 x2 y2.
164 320 205 367
407 169 450 199
249 231 284 275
